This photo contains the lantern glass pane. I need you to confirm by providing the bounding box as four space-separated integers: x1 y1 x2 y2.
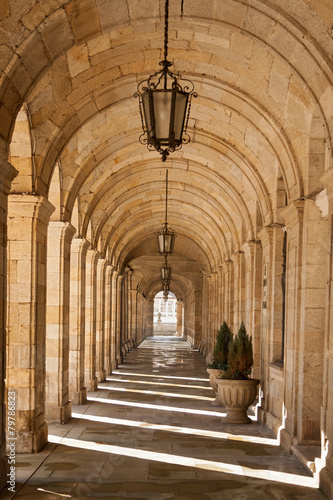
142 91 153 140
174 92 188 141
161 267 171 280
153 91 172 141
157 234 165 253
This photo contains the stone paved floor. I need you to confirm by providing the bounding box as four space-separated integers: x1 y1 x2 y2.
0 337 329 499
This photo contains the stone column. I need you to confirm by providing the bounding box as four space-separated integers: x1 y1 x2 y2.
145 299 154 338
127 269 133 349
110 269 119 369
222 260 234 329
194 290 202 347
69 237 89 405
136 293 144 345
319 167 333 497
242 240 262 379
281 200 326 448
121 269 129 354
177 300 183 336
104 264 113 375
85 249 99 391
201 269 209 353
279 203 304 448
46 221 75 423
116 273 123 365
96 258 107 382
0 161 17 486
7 194 54 452
130 289 138 347
231 251 245 331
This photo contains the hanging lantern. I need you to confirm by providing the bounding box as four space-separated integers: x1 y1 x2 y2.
134 0 197 162
161 265 171 282
157 169 176 254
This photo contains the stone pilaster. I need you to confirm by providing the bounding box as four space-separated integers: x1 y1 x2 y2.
69 237 89 405
46 221 75 423
96 258 107 382
280 199 327 448
318 167 333 498
0 161 17 487
279 201 304 448
85 249 99 391
7 194 54 452
256 225 285 431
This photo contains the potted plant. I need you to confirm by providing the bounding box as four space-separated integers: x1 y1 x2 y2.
215 321 259 423
207 321 232 405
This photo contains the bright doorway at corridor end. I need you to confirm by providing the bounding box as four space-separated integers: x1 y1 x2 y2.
153 291 183 337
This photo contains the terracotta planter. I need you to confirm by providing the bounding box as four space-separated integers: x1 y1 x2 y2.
207 368 225 406
216 378 259 423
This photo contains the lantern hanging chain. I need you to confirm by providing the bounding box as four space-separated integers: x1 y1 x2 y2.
165 168 168 226
164 0 169 64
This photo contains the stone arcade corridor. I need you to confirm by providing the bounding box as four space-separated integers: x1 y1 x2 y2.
2 337 327 500
2 1 333 498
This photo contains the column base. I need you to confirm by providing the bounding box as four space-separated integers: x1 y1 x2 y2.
106 365 113 376
14 421 48 453
97 370 106 383
70 387 87 405
279 428 293 451
319 466 333 498
87 377 98 392
46 400 72 424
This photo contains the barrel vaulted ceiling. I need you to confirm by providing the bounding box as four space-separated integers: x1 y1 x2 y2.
2 0 333 296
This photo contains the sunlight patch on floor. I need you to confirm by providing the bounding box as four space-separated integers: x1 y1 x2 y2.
72 412 279 446
94 385 214 401
99 378 213 390
86 396 228 417
48 435 318 489
111 371 209 382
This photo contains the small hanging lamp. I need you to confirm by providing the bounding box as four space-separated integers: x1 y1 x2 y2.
134 0 197 162
157 169 176 254
161 255 172 283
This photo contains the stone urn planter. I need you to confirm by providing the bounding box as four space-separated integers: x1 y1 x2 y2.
207 368 224 406
216 378 259 423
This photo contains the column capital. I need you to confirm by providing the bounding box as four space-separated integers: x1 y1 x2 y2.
241 239 262 257
48 220 76 243
8 194 55 223
71 236 90 254
257 224 284 247
281 200 304 230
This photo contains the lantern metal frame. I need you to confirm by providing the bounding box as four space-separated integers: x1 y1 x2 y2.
134 0 197 162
